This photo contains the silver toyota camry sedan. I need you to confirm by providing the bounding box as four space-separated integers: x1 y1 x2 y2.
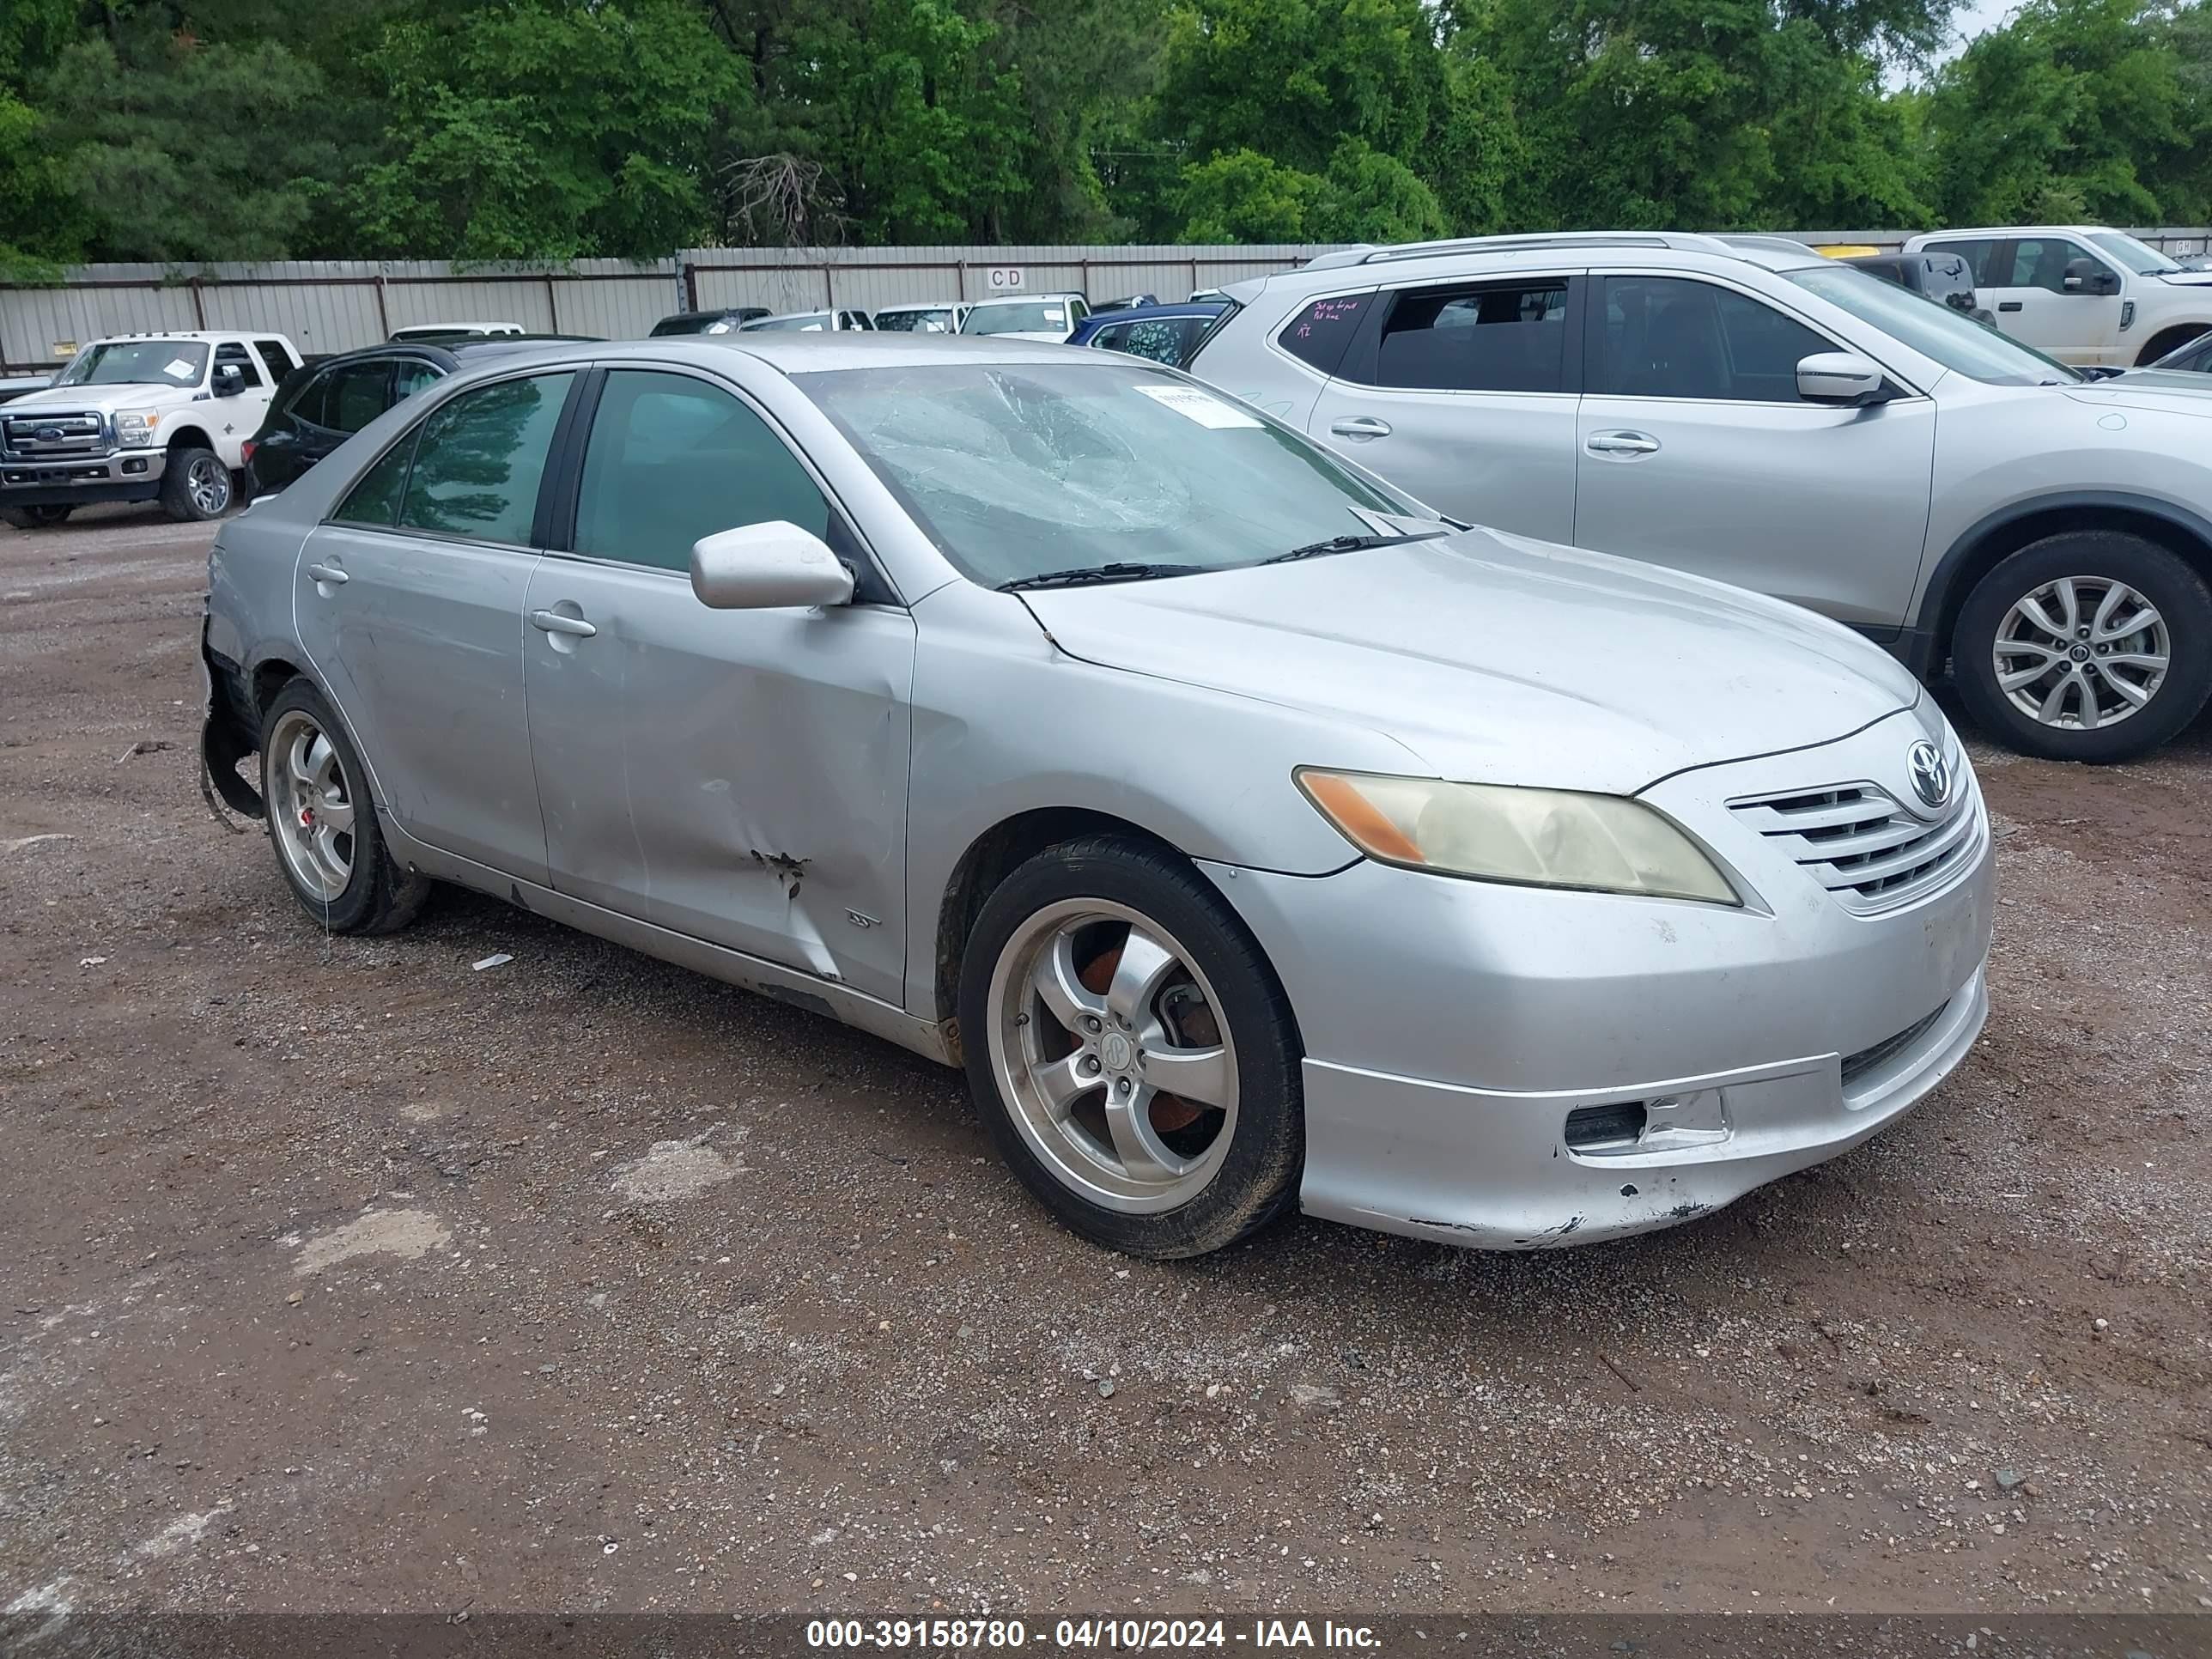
201 334 1994 1258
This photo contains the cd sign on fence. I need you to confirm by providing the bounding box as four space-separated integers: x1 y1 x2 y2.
987 267 1026 291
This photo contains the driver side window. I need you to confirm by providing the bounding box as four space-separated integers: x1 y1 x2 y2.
573 371 831 574
1596 276 1830 403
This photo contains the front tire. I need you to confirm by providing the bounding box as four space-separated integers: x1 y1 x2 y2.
1953 531 2212 762
160 446 232 521
1 504 73 529
258 680 428 933
957 835 1304 1259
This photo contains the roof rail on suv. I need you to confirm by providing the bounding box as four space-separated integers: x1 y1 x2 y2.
1302 231 1746 273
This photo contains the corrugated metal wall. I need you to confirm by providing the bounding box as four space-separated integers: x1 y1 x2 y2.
7 231 2209 372
0 246 1341 372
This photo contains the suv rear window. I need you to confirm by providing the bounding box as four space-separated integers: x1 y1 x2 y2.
1274 295 1371 376
1375 282 1569 392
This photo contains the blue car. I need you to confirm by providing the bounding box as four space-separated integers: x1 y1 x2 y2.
1065 301 1227 368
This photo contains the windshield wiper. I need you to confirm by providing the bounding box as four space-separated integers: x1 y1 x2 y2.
997 562 1206 592
1261 530 1447 565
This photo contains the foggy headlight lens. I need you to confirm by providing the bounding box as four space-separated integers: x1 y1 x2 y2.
1296 769 1740 905
116 411 159 447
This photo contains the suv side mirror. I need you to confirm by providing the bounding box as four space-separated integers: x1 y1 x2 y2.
1796 351 1888 405
211 363 246 397
690 521 854 610
2063 258 2121 296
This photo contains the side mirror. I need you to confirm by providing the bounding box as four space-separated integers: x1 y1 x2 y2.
212 364 246 397
1796 351 1888 405
2063 258 2121 295
690 520 854 611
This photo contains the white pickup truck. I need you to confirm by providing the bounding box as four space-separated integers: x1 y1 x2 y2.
0 330 301 528
1904 225 2212 368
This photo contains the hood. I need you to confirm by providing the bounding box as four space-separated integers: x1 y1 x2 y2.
3 382 194 414
2154 268 2212 287
1022 531 1923 796
2067 380 2212 421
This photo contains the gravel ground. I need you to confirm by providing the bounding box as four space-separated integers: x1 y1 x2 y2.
1 505 2209 1620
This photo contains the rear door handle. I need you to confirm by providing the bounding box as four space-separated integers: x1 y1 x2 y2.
1586 430 1661 456
1328 416 1393 441
530 609 597 638
305 562 349 586
1998 301 2023 313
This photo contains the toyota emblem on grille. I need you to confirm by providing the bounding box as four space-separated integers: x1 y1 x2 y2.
1907 740 1950 811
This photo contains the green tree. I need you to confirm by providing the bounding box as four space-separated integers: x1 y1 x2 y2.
1153 0 1444 176
40 32 341 261
344 0 741 259
1926 0 2204 225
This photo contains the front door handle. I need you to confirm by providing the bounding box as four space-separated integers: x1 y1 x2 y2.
1328 416 1393 441
530 608 597 638
305 562 349 586
1586 430 1661 456
1998 301 2023 313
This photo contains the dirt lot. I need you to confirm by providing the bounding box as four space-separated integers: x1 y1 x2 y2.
2 505 2209 1622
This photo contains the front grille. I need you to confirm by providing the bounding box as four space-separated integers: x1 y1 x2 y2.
1840 1001 1948 1086
1729 768 1982 915
1 409 107 460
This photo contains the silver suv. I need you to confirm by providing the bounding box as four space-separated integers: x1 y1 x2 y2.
1193 232 2212 761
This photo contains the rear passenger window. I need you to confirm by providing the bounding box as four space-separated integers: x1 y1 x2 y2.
1276 294 1372 376
573 370 830 574
1375 282 1569 392
324 363 391 433
287 371 331 429
1596 276 1830 402
333 435 414 527
398 372 574 545
255 339 298 378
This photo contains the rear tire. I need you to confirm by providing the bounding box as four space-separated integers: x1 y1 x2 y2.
1952 531 2212 762
957 835 1304 1259
258 679 429 933
160 446 232 521
1 504 73 529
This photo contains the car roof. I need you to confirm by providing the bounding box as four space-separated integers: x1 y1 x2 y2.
741 310 839 327
968 293 1084 307
1232 231 1826 303
437 334 1103 377
876 301 963 311
1080 302 1226 323
1911 225 2108 239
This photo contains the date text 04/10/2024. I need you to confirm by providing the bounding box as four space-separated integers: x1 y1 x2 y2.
805 1620 1382 1651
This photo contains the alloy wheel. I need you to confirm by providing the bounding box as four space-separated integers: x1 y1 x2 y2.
267 708 356 902
987 899 1240 1213
1992 574 2169 732
187 455 231 516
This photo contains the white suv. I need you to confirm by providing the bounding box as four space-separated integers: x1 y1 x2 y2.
1 331 299 527
1190 231 2212 760
1904 226 2212 368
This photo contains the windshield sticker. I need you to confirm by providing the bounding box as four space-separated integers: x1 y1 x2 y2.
1133 383 1261 429
165 358 198 380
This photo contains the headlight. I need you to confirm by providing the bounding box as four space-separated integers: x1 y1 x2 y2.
116 411 160 447
1296 769 1740 905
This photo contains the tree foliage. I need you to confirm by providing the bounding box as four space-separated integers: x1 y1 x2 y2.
0 0 2206 267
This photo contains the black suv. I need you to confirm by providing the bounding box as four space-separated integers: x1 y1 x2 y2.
243 336 592 500
648 307 771 336
1839 252 1994 325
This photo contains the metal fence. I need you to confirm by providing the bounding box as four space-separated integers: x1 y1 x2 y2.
6 229 2209 374
0 245 1342 373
